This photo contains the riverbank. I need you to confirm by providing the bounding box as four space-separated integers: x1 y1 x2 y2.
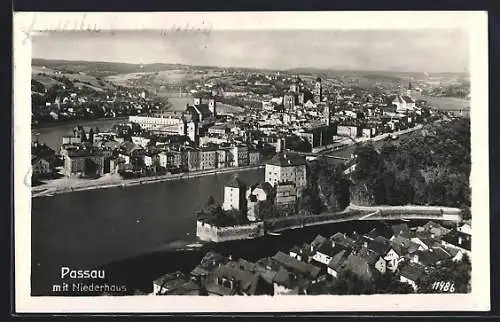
32 116 129 130
32 164 265 198
264 203 462 233
312 124 424 155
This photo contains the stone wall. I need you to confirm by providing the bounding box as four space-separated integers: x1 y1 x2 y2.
196 220 265 242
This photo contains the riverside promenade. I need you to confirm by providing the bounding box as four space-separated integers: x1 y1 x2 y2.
265 204 463 233
32 164 265 198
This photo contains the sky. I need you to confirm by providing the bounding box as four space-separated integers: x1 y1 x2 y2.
32 29 469 73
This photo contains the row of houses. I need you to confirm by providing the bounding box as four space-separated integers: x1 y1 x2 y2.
153 220 471 296
60 139 262 177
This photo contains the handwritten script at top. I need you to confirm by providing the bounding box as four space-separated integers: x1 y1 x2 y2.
20 13 212 45
159 22 212 37
21 13 101 45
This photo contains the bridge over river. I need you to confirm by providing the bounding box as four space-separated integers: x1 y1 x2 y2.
266 204 463 233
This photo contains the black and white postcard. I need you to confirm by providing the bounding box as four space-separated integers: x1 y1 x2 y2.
13 11 490 313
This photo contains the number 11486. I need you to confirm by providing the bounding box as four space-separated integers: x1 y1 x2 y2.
432 281 455 292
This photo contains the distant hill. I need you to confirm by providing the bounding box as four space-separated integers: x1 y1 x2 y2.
32 59 193 77
32 58 469 81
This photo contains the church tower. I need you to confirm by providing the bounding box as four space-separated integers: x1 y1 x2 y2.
314 77 322 103
208 97 216 117
323 104 331 126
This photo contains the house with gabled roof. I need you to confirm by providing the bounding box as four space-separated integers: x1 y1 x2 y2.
399 262 426 291
205 262 271 296
327 249 350 278
312 242 343 267
342 253 375 282
390 223 411 239
271 251 321 281
358 247 387 274
330 232 357 251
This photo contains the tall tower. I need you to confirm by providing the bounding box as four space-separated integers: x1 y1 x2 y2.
208 97 216 117
323 104 331 126
314 77 322 103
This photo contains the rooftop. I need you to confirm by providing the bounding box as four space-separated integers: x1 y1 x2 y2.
272 251 321 280
266 153 306 167
399 262 426 282
225 177 247 189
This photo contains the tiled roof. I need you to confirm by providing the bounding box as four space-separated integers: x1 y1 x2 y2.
344 254 373 281
272 251 321 279
226 177 246 188
311 234 328 250
327 250 348 270
399 262 426 282
317 242 340 258
358 247 382 265
367 238 391 256
413 249 445 266
266 153 306 167
391 223 410 237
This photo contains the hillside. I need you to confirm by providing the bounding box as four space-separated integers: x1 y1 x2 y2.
32 59 189 78
32 65 116 92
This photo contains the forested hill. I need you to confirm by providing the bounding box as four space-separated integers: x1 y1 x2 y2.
349 119 471 212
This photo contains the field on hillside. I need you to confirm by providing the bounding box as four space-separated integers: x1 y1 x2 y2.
32 65 116 91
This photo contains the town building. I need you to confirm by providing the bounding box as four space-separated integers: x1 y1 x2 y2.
246 182 274 221
399 262 426 291
232 145 249 167
199 148 218 170
275 182 297 206
314 77 322 103
222 177 247 212
31 156 51 176
337 125 359 138
391 95 416 113
248 150 261 165
63 145 105 177
265 153 307 195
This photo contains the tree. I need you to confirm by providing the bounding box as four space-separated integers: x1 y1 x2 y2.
206 196 215 207
418 256 471 294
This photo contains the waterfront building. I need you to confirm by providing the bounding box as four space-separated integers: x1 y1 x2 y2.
196 219 265 243
246 182 274 221
216 149 229 168
186 149 201 171
248 150 261 165
118 141 145 167
199 148 218 170
63 145 105 177
265 153 307 195
275 182 297 206
232 145 249 167
222 177 247 212
129 112 184 131
31 156 51 176
337 125 359 138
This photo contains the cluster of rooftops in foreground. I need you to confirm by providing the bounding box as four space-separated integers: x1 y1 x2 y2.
150 220 471 296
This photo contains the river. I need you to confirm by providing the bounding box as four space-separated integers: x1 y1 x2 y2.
29 96 467 296
31 168 264 295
